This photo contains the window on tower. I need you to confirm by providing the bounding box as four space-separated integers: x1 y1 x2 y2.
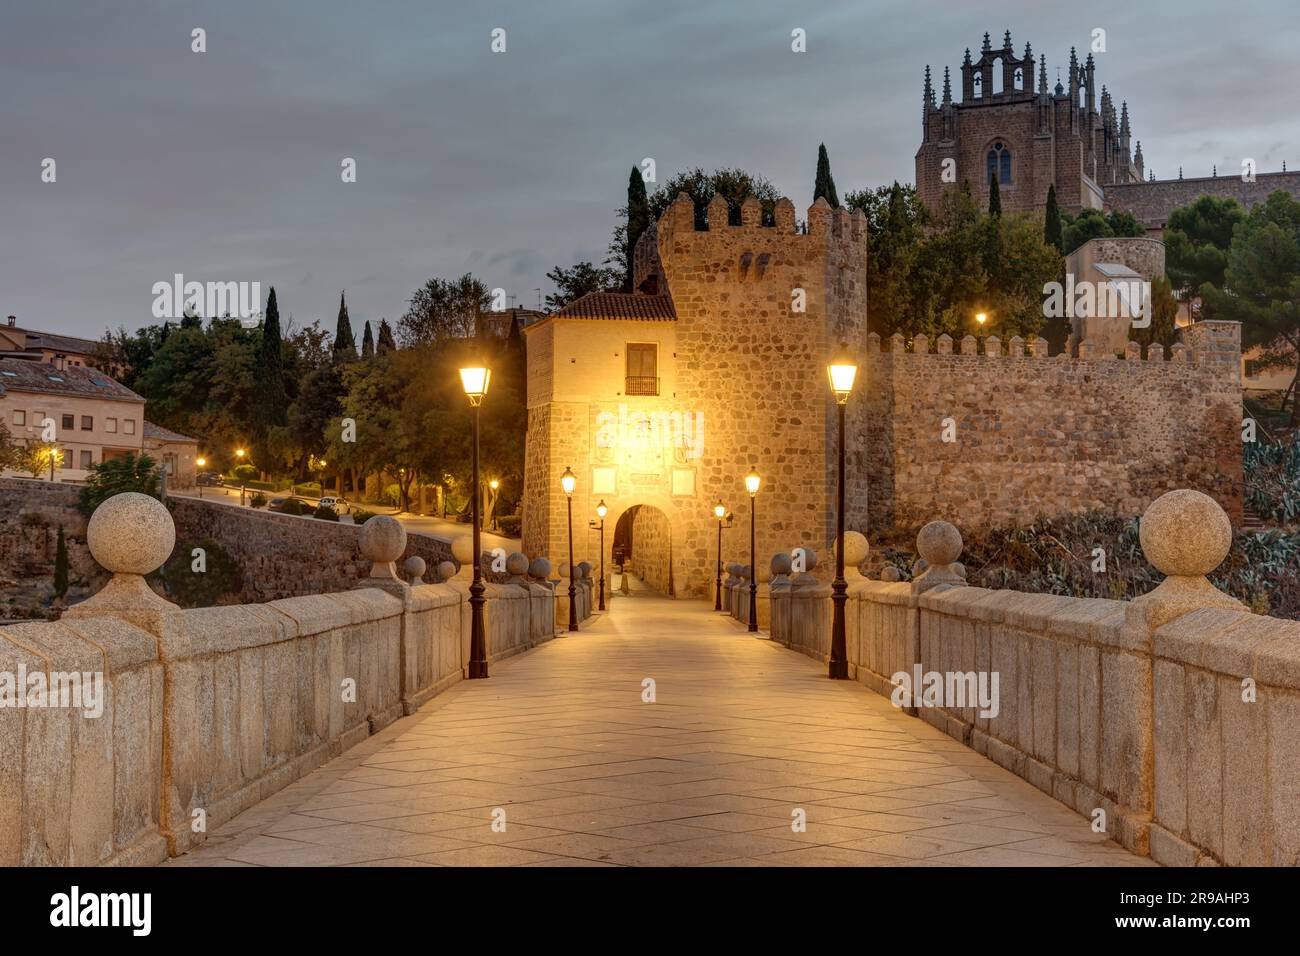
987 141 1012 185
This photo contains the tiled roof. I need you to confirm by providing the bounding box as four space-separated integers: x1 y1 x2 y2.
1 325 101 355
555 292 676 320
143 421 199 444
0 357 142 403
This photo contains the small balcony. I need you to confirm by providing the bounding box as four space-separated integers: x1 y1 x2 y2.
624 375 660 396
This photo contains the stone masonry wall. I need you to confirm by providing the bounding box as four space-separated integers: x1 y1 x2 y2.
857 326 1243 531
170 497 453 603
1107 171 1300 232
630 504 673 595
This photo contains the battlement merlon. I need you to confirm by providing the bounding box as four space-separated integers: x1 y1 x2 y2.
656 191 867 238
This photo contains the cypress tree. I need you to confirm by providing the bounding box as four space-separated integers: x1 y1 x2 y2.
813 143 840 208
257 287 288 428
1044 184 1064 252
53 525 68 598
333 291 356 362
376 319 397 354
988 172 1001 218
361 320 375 359
625 167 650 292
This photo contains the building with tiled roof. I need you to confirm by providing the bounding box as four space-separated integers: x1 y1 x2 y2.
0 315 103 371
0 356 146 482
143 421 200 489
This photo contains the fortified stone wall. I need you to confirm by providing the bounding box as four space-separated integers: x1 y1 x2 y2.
630 504 673 595
856 323 1243 532
1107 172 1300 232
655 193 870 597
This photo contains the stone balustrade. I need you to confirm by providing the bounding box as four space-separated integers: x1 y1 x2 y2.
768 489 1300 866
0 493 562 866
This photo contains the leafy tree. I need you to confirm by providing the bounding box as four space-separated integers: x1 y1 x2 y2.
333 291 357 362
78 453 161 516
376 318 397 354
545 261 621 311
361 320 375 359
1131 275 1180 355
813 143 840 208
646 167 780 229
1061 207 1146 254
624 167 650 291
53 525 68 598
1164 194 1246 297
988 172 1001 218
0 423 20 471
1204 190 1300 421
21 442 62 479
844 182 928 337
398 274 489 345
1044 184 1064 253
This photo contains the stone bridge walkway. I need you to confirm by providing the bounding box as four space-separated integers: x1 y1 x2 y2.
169 598 1150 867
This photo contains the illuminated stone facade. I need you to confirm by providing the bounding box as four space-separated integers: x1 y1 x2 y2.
522 193 869 598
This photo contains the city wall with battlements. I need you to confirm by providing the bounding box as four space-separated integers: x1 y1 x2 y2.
855 320 1243 532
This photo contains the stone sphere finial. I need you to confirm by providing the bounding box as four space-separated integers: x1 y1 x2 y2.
506 552 529 576
360 515 406 564
87 492 175 575
771 552 792 576
436 560 457 583
403 555 426 583
577 561 592 579
1140 489 1232 577
794 547 818 572
836 531 869 567
881 566 903 582
917 521 962 567
451 535 474 566
529 557 552 580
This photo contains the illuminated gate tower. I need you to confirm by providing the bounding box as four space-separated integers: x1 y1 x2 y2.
522 191 869 598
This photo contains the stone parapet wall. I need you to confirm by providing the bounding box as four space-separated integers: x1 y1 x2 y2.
0 549 561 866
857 329 1243 531
768 561 1300 866
169 496 454 603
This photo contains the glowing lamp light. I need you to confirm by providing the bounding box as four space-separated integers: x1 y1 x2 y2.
714 500 726 520
489 479 499 490
560 466 576 496
235 448 245 459
196 457 207 468
975 312 988 327
745 470 761 497
596 499 608 519
459 365 491 406
828 360 858 405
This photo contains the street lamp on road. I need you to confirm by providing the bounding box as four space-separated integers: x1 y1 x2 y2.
595 499 607 611
489 478 500 531
196 456 206 499
744 470 761 633
460 362 492 679
713 500 727 611
561 467 578 631
828 351 859 680
235 447 247 505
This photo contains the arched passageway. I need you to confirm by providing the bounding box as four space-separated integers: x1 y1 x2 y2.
610 503 673 596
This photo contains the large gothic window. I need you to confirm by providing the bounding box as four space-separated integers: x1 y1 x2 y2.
987 141 1012 185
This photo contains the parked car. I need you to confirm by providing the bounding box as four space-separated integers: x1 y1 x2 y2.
318 496 350 514
270 496 308 515
196 472 223 487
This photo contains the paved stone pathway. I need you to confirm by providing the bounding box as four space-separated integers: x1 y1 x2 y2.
169 597 1151 867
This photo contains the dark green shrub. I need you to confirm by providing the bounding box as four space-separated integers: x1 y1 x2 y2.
231 463 259 483
352 509 376 524
154 538 241 608
313 504 339 521
497 515 522 536
78 453 161 516
250 492 268 509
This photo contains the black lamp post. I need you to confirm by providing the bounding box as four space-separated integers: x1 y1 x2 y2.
561 466 578 631
713 500 727 611
828 351 858 680
460 362 492 679
594 500 607 611
745 470 760 632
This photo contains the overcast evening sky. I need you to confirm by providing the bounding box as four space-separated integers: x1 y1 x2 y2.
2 0 1298 341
